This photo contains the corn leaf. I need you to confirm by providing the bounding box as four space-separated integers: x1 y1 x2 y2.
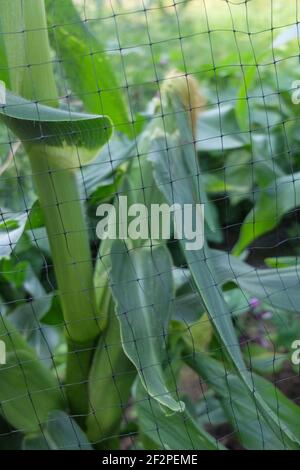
0 212 27 258
197 104 247 152
235 52 267 133
45 0 130 136
23 410 92 450
0 315 36 355
149 121 300 447
0 90 112 169
187 353 300 450
81 136 135 197
134 379 222 450
87 313 135 444
110 240 184 413
233 172 300 255
0 349 64 433
212 249 300 313
0 316 65 432
173 250 300 315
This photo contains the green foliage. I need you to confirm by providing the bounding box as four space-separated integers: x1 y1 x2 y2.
0 348 64 433
213 250 300 313
149 106 300 448
134 379 222 450
0 0 57 102
87 312 135 447
45 0 131 135
0 90 112 170
110 240 184 413
0 212 28 258
234 172 300 255
0 0 300 452
23 410 92 450
187 353 300 450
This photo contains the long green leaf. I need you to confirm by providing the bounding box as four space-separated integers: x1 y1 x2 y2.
187 353 300 450
212 249 300 313
197 104 247 152
233 172 300 255
110 240 184 413
87 311 135 447
134 379 222 450
0 90 112 169
235 52 267 133
23 410 92 450
0 316 64 432
45 0 130 135
149 118 300 447
0 350 64 433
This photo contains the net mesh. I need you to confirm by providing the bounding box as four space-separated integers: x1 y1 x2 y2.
0 0 300 451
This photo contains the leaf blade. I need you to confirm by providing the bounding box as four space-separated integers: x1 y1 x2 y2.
110 240 184 413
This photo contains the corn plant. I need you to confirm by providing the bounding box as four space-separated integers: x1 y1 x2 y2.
0 0 300 451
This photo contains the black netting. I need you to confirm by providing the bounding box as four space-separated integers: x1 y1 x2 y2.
0 0 299 452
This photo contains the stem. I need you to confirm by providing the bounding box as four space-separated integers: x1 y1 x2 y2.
2 0 99 343
66 338 95 426
28 152 100 343
1 0 58 104
2 0 101 415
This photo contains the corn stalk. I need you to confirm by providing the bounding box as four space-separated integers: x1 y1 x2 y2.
0 0 104 416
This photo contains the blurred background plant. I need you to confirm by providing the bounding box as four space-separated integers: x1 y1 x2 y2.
0 0 300 451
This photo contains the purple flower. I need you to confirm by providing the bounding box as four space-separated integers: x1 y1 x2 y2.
261 311 273 320
249 297 260 309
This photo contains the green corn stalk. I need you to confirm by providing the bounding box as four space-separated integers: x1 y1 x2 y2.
0 0 108 416
0 0 134 438
1 0 100 344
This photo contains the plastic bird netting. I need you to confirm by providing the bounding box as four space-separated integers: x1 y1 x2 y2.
0 0 300 453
